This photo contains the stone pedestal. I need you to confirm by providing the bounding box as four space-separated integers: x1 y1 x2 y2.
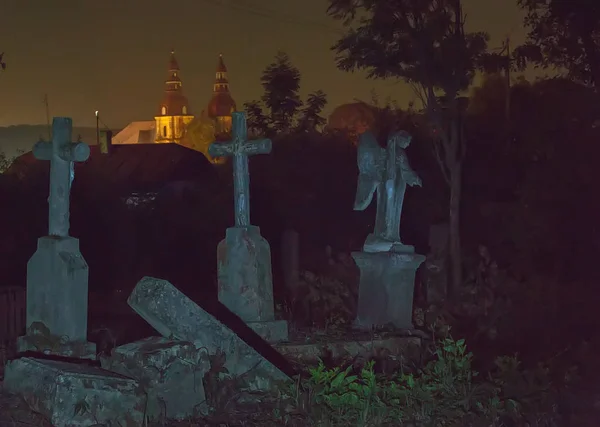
216 226 288 343
3 357 145 427
352 249 425 330
17 236 96 358
100 337 210 420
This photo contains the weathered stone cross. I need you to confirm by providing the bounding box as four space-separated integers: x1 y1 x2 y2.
208 112 271 227
33 117 90 237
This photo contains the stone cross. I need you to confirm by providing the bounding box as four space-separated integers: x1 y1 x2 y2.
33 117 90 237
208 112 271 227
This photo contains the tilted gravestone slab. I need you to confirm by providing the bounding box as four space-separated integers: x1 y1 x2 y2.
127 276 291 392
100 336 210 420
3 357 145 427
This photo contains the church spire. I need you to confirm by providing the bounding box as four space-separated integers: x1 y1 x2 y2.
155 50 193 144
213 53 230 94
207 53 236 122
165 49 182 93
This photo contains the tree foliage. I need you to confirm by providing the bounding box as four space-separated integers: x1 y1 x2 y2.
244 100 270 137
516 0 600 87
0 52 5 71
261 51 303 133
297 90 328 133
245 52 328 137
327 0 499 96
180 114 218 162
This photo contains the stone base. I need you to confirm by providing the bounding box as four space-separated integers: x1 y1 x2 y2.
3 357 145 427
363 234 416 254
217 225 276 323
17 335 96 360
24 236 90 357
352 250 425 329
247 319 289 344
128 277 291 392
100 336 210 420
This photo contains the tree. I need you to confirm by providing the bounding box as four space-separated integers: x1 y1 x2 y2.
327 0 499 295
180 114 218 161
516 0 600 87
244 100 270 137
0 151 19 173
297 90 328 133
261 51 303 133
0 52 5 71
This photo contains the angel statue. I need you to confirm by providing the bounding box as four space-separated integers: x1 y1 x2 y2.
354 130 422 253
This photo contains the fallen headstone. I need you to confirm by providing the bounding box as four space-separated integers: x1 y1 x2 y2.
100 336 210 420
127 277 291 393
3 357 144 427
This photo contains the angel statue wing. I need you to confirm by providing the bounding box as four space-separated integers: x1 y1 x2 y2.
354 131 385 211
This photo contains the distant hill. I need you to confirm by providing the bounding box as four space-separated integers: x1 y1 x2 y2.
0 125 121 158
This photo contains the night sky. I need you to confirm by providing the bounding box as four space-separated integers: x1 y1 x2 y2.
1 0 527 130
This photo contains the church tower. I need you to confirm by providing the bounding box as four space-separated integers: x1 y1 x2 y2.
154 50 194 143
206 54 237 136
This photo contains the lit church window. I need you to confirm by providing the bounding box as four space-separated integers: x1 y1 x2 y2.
182 106 187 115
161 106 166 115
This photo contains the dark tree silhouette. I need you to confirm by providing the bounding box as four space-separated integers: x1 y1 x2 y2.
327 0 500 294
244 100 270 137
0 52 5 71
261 51 303 133
516 0 600 87
297 90 328 133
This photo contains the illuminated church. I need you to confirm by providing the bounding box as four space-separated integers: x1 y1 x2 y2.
113 51 237 162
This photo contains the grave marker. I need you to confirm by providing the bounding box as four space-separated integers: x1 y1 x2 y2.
352 130 425 329
208 112 288 343
16 117 96 358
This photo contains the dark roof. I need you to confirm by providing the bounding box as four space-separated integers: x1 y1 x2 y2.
6 143 216 194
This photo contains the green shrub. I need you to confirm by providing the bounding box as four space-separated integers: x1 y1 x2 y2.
279 336 563 426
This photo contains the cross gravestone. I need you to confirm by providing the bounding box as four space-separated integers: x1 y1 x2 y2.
352 130 425 330
16 117 96 358
5 118 146 427
208 112 288 343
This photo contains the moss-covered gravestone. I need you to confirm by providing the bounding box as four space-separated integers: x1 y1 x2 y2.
208 112 288 343
15 117 97 358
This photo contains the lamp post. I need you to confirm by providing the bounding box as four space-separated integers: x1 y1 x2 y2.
95 111 99 146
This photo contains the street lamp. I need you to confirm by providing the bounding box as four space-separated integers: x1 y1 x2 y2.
95 111 99 146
